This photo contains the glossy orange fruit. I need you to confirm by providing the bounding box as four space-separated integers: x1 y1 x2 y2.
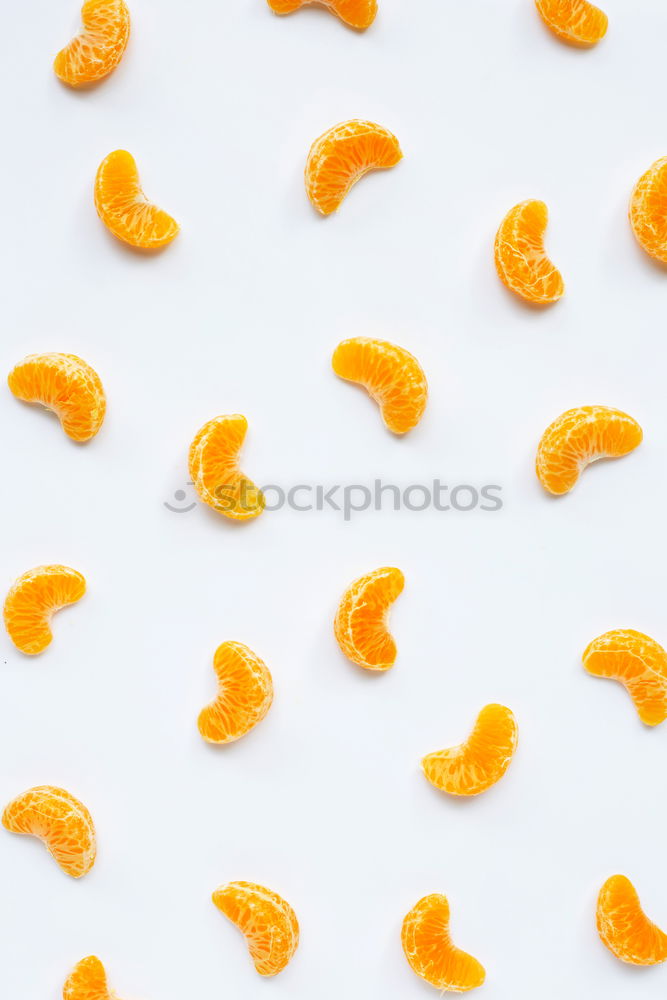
212 881 299 977
3 786 96 878
334 566 404 671
305 120 402 216
267 0 377 29
189 415 265 521
402 893 486 992
8 353 106 443
422 704 518 797
583 629 667 727
332 338 428 434
536 406 643 495
198 642 274 744
535 0 608 47
94 150 179 249
494 199 564 305
63 957 119 1000
630 157 667 264
4 565 86 655
597 875 667 966
54 0 130 87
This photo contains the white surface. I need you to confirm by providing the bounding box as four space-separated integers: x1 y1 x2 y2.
1 0 667 997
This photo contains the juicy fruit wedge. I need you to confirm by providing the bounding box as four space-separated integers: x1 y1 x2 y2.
54 0 130 87
535 0 608 47
334 566 404 671
305 120 402 216
189 415 265 521
536 406 643 495
267 0 377 29
422 704 518 797
597 875 667 966
63 957 116 1000
4 565 86 655
3 786 96 878
94 150 179 249
583 630 667 727
212 881 299 977
8 353 106 442
630 157 667 264
494 199 564 305
332 338 428 434
198 642 274 744
402 893 486 993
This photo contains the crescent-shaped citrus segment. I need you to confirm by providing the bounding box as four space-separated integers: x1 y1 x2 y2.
535 0 608 46
63 957 114 1000
332 338 428 434
597 876 667 966
536 406 643 495
630 157 667 264
305 120 402 216
8 353 106 442
267 0 377 29
583 630 667 727
334 566 404 671
54 0 130 87
2 786 96 878
212 881 299 977
494 199 564 305
94 150 179 250
4 565 86 655
188 415 265 521
402 894 486 993
422 704 518 797
198 642 274 744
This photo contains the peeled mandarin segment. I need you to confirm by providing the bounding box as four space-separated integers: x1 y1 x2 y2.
332 338 428 434
402 894 486 993
630 157 667 264
536 406 643 495
63 956 112 1000
212 881 299 977
334 566 404 671
535 0 608 46
94 150 179 250
198 642 274 744
54 0 130 87
267 0 377 29
2 786 96 878
597 876 667 966
422 704 518 797
305 120 402 216
583 629 667 727
494 199 564 305
8 353 106 442
4 565 86 655
188 415 265 521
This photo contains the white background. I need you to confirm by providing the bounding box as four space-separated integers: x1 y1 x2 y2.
1 0 667 997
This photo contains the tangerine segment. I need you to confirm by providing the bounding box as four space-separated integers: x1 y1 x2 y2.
3 786 96 878
63 957 113 1000
212 881 299 977
8 353 106 442
536 406 643 495
535 0 608 46
597 876 667 966
494 200 564 305
332 338 428 434
422 704 518 797
189 415 265 521
630 157 667 264
305 120 402 216
198 642 274 744
402 894 486 993
583 630 667 727
267 0 377 29
54 0 130 87
4 565 86 655
94 150 179 249
334 566 404 671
